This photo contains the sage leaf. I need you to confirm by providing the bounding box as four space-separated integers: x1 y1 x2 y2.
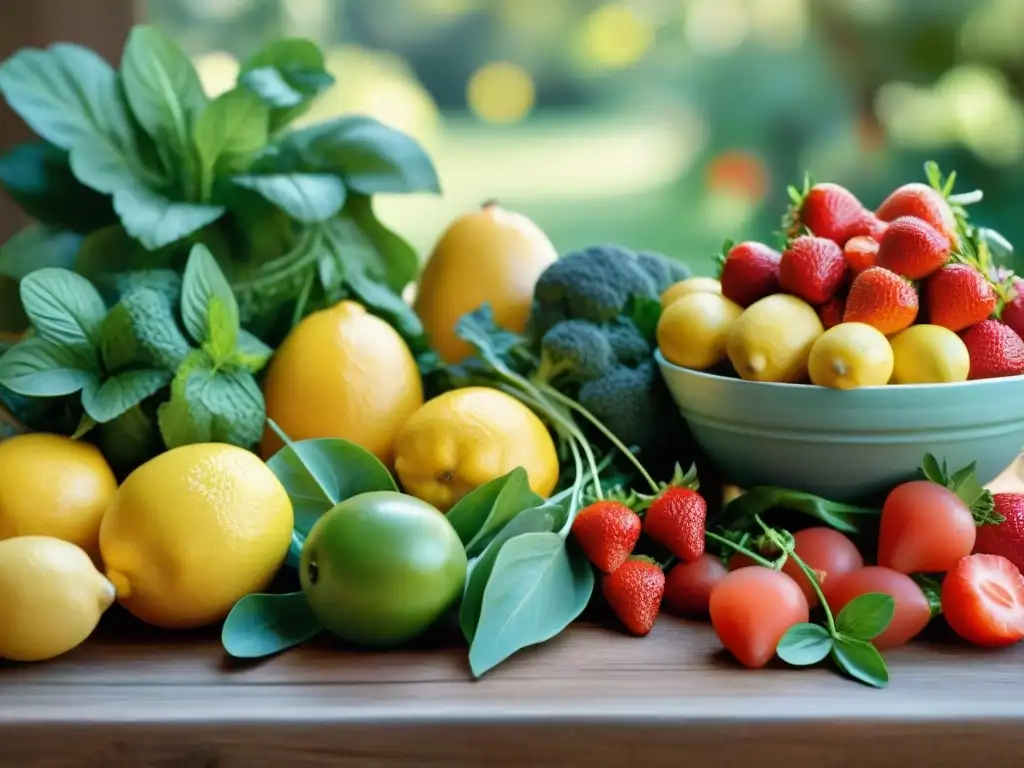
82 368 172 424
0 226 82 281
468 531 594 677
832 636 889 688
0 337 98 397
450 468 543 557
19 267 106 347
233 174 346 223
180 243 240 347
835 592 895 642
266 436 397 567
222 592 322 659
445 474 507 548
239 38 333 133
193 87 269 178
776 623 833 666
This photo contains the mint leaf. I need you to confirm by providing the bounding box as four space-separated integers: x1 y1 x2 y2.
835 592 895 641
193 87 269 179
180 243 240 348
100 288 191 371
831 636 889 688
231 329 273 373
0 337 98 396
776 622 833 666
239 38 334 133
82 368 172 424
222 592 321 659
205 296 239 364
19 268 106 348
0 225 82 281
232 174 346 223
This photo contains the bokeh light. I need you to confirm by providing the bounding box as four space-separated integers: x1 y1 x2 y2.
705 149 769 203
684 0 750 56
576 2 654 70
193 50 241 99
466 62 537 125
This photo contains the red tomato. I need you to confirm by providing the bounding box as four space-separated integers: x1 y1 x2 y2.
728 551 760 570
781 527 864 608
877 481 976 574
941 553 1024 647
664 554 729 616
824 566 931 649
709 567 809 668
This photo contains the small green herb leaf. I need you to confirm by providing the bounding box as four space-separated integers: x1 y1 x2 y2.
0 337 98 396
231 329 274 372
82 368 172 424
446 468 545 557
111 181 225 251
222 591 322 659
0 225 82 281
831 636 889 688
233 174 346 223
912 573 944 618
239 38 334 133
19 267 107 348
100 288 191 371
344 193 420 292
205 296 239 364
776 622 833 666
193 87 269 177
919 453 1001 525
624 295 662 345
718 486 880 536
835 592 895 641
181 243 240 347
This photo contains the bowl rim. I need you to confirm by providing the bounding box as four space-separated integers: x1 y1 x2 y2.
654 348 1024 394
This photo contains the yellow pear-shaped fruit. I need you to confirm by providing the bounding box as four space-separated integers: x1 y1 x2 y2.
0 536 115 661
414 201 558 363
808 323 894 389
726 294 824 382
661 277 722 309
657 291 742 369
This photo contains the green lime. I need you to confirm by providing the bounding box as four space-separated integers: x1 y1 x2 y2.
299 491 467 647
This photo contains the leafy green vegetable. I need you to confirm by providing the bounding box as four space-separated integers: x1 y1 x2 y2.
222 591 322 659
193 87 270 192
180 243 240 352
99 288 190 371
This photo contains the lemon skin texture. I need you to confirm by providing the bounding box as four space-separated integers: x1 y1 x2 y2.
658 291 742 370
726 294 824 382
661 277 722 309
889 325 970 384
808 323 894 389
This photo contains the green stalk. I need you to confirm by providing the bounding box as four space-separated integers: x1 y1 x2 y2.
755 515 836 633
704 530 777 569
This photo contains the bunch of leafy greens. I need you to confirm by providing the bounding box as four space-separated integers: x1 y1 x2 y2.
0 26 440 440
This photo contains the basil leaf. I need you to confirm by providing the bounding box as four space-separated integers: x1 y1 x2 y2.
0 337 98 396
180 243 240 347
239 38 334 133
835 592 895 642
110 179 225 251
193 87 270 177
345 193 421 293
776 622 833 666
469 531 594 677
831 636 889 688
222 592 321 659
0 226 82 281
344 253 426 355
19 267 106 347
265 436 398 568
82 368 171 424
717 486 880 536
100 288 191 371
233 174 346 223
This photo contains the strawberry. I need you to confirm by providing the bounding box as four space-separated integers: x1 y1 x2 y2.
925 263 996 333
876 182 960 249
602 556 666 636
817 295 845 329
941 553 1024 647
643 487 707 562
960 319 1024 379
875 216 951 280
974 493 1024 573
1000 280 1024 340
842 266 918 335
779 235 847 305
787 181 872 245
717 241 782 307
843 235 879 274
571 501 641 574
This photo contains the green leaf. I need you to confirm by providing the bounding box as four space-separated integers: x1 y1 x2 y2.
911 573 944 618
625 295 662 345
19 267 106 348
100 288 192 371
180 243 240 347
239 38 334 133
0 337 98 396
344 268 428 356
462 468 544 557
266 436 398 568
205 296 239 364
110 180 225 251
445 474 507 548
94 404 162 475
73 225 154 282
0 226 82 281
835 592 895 642
718 486 880 536
344 194 420 292
776 622 833 666
222 591 322 659
468 531 594 678
831 636 889 688
230 329 274 373
193 87 270 177
82 368 172 424
233 174 346 223
459 502 565 644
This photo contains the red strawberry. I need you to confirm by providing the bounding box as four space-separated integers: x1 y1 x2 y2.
718 241 782 307
643 487 707 562
602 556 666 636
925 263 996 333
960 319 1024 380
876 182 960 249
843 235 879 274
789 182 871 245
843 266 918 335
779 235 847 305
817 295 845 329
974 493 1024 573
875 216 952 280
1001 280 1024 340
571 501 641 574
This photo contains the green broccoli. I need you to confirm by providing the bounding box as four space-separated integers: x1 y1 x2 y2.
535 319 614 384
604 317 652 367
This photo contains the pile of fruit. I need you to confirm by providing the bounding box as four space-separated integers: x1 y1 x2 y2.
657 164 1024 388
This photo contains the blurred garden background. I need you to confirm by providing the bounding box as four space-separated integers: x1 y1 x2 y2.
141 0 1024 276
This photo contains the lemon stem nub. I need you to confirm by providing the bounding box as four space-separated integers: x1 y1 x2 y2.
832 359 847 376
746 353 767 374
106 570 131 600
98 577 117 612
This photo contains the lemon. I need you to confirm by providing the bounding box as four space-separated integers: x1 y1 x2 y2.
661 276 722 309
726 294 824 382
889 324 970 384
394 387 559 512
808 323 894 389
99 443 294 629
261 300 424 466
0 536 115 661
0 433 117 561
657 292 742 370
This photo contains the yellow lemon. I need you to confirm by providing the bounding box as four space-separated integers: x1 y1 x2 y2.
657 292 742 370
889 324 970 384
99 443 293 629
0 536 115 661
394 387 558 512
414 202 558 364
260 300 424 466
661 276 722 309
726 294 824 382
808 323 894 389
0 433 117 561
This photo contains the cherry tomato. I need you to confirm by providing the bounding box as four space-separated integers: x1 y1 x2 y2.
941 553 1024 647
728 551 760 570
709 566 809 668
877 480 976 574
664 554 729 616
824 566 931 649
780 527 864 608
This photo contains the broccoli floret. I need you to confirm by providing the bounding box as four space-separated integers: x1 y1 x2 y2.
635 250 691 294
536 320 614 384
604 318 652 367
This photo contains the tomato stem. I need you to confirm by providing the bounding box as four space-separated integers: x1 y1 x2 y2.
704 530 776 568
